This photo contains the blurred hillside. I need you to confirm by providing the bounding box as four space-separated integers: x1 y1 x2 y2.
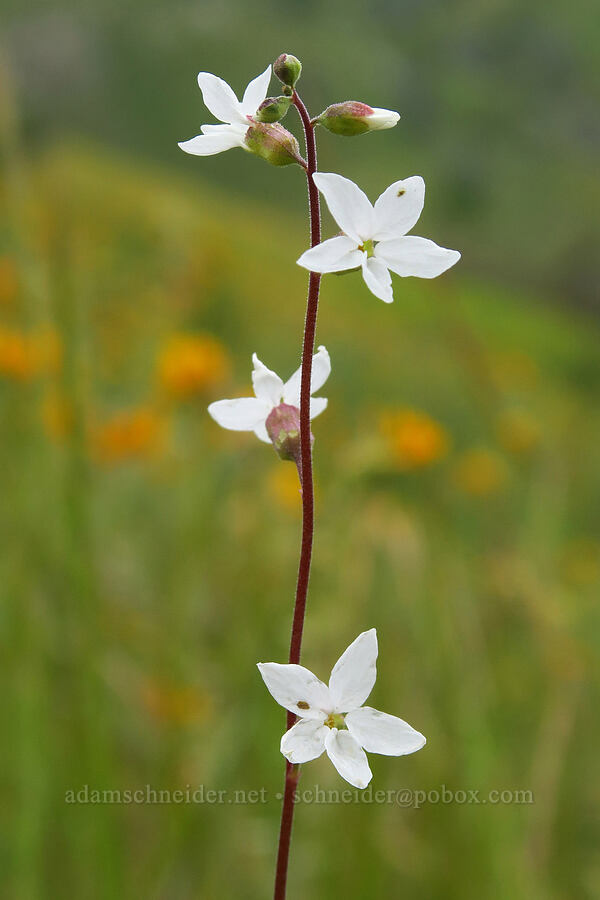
2 0 599 309
1 138 599 898
1 3 600 897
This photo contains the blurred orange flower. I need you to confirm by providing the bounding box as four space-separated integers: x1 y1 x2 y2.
0 326 38 380
379 408 449 469
93 407 166 463
158 333 230 398
453 448 507 496
0 324 62 381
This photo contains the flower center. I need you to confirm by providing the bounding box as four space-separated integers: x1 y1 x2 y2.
358 239 375 258
324 712 347 730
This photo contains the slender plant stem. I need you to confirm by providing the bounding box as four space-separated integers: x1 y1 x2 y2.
272 89 322 900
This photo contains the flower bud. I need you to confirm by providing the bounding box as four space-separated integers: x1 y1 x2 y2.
273 53 302 88
254 95 292 124
266 403 313 463
315 102 400 136
244 122 305 167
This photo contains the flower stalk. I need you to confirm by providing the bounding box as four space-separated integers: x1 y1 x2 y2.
273 87 321 900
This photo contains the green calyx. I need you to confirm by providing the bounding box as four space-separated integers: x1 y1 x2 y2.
244 123 304 168
254 95 292 124
265 403 313 463
315 102 373 136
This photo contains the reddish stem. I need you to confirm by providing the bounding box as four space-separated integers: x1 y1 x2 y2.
273 89 321 900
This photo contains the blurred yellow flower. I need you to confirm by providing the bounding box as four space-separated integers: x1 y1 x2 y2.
93 407 166 463
379 408 449 469
496 408 541 455
453 448 507 496
158 333 230 398
0 256 19 305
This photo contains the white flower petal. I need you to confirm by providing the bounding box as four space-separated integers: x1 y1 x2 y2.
329 629 378 713
309 345 331 394
200 122 246 137
253 421 271 444
296 236 363 274
312 173 374 244
241 65 272 115
376 237 461 279
367 108 401 131
345 707 426 756
309 397 328 420
257 662 333 719
361 256 393 303
178 129 245 156
207 397 269 431
282 345 332 406
252 354 284 406
197 71 245 125
281 718 328 764
372 176 425 240
325 729 372 789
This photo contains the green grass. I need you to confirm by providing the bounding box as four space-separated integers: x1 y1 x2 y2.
1 143 599 899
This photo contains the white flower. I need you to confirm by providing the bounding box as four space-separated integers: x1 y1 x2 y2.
297 173 461 303
258 629 425 789
178 65 271 157
207 346 330 443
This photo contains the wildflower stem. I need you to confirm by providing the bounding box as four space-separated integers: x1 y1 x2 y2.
273 89 321 900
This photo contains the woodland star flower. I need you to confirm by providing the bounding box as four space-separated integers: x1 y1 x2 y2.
297 173 461 303
257 629 425 789
178 65 272 157
207 346 330 443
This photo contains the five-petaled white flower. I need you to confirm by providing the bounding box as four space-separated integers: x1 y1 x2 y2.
207 347 330 443
178 66 272 157
297 173 461 303
257 629 425 789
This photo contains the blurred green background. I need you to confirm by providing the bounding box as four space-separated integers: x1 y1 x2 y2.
1 1 599 898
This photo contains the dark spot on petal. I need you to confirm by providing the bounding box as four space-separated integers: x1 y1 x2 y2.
297 701 310 710
397 189 406 196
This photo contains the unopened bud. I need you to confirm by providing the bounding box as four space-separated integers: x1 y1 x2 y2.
273 53 302 88
315 102 400 136
254 95 292 124
266 403 313 463
244 122 305 167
